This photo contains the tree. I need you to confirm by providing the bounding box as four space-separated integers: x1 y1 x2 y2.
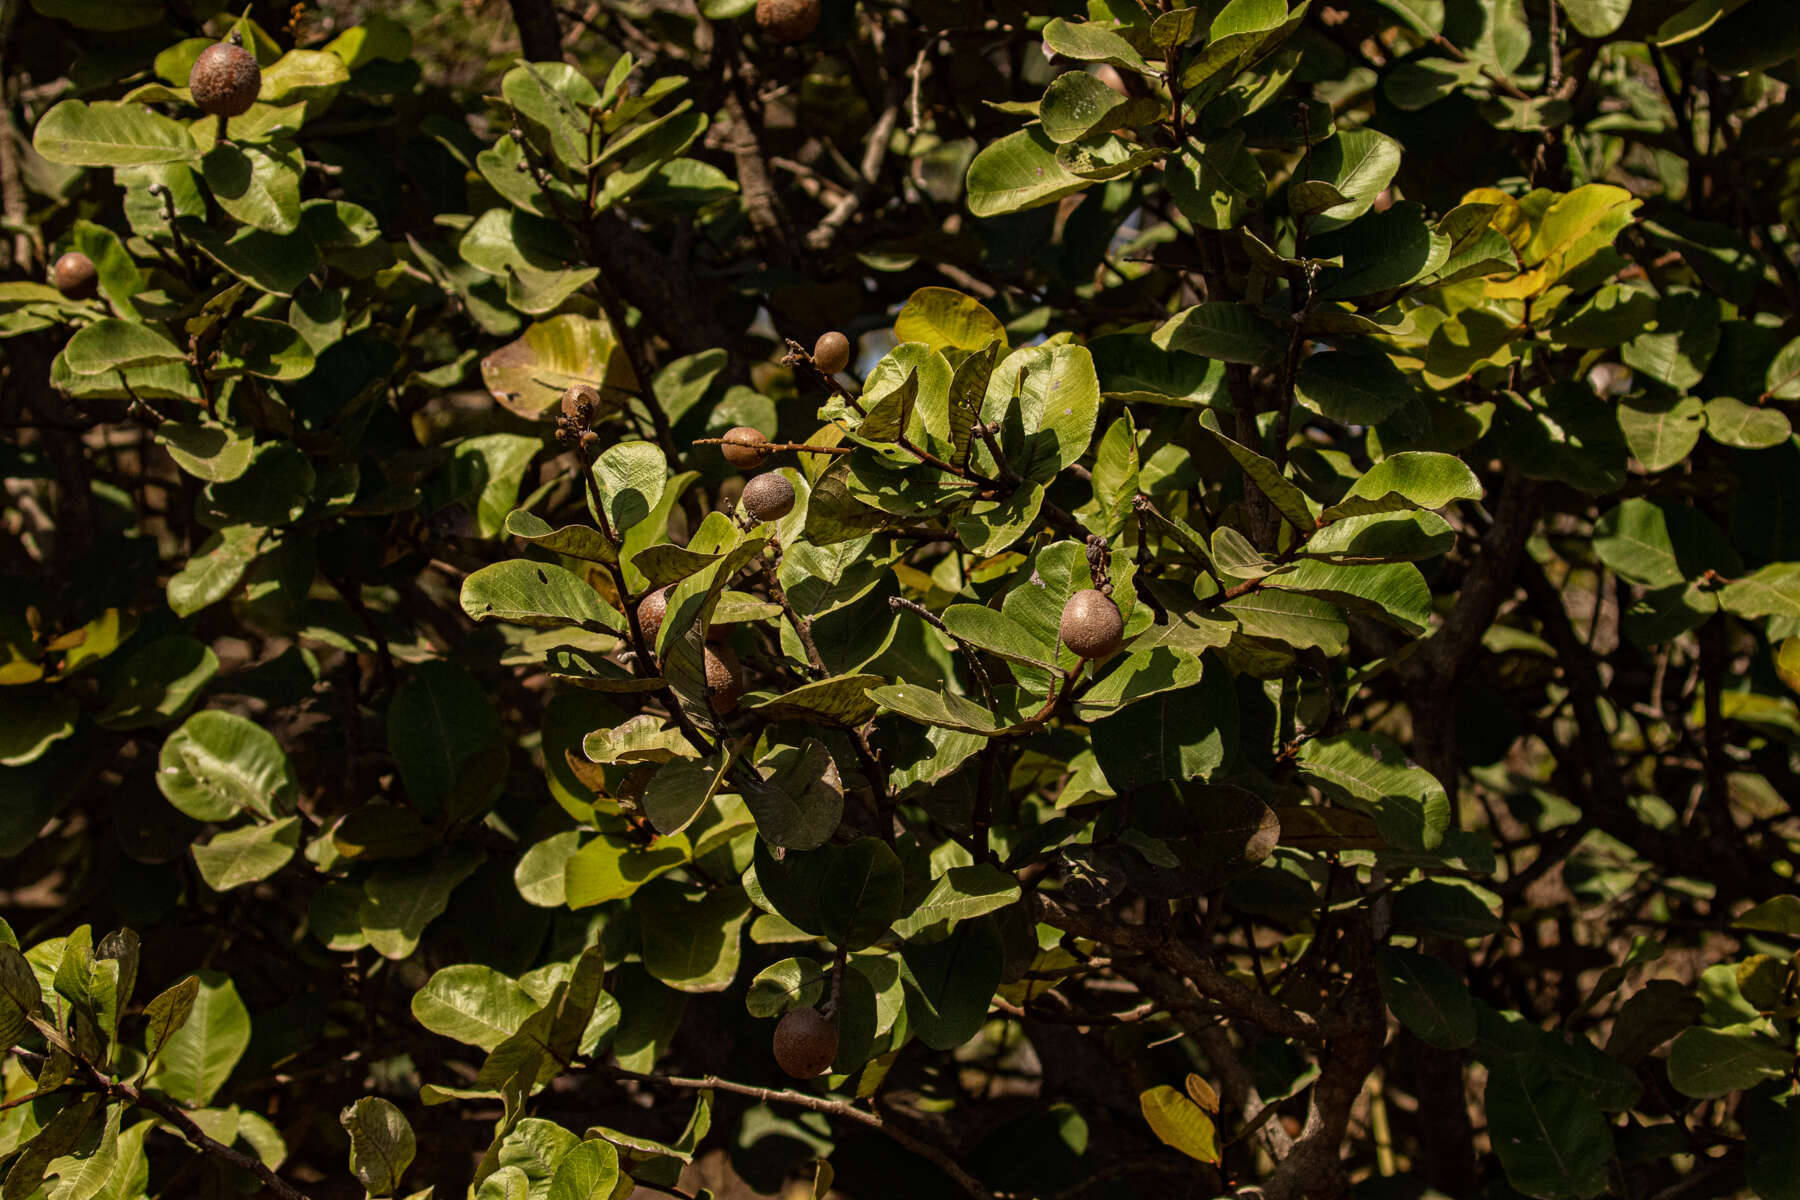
4 0 1800 1197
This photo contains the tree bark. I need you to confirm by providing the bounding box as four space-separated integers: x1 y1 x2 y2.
507 0 565 62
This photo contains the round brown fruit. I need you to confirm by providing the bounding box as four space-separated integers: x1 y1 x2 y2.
561 383 600 426
637 587 671 646
755 0 821 42
52 252 97 300
740 473 795 523
720 426 771 470
189 42 262 119
773 1007 838 1078
703 645 744 714
812 330 851 376
1060 589 1125 659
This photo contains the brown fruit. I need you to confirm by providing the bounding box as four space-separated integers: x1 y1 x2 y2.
189 42 262 119
52 252 97 300
740 473 795 523
1060 589 1124 659
703 645 744 714
720 426 771 471
755 0 821 41
561 383 600 426
637 587 671 646
812 330 851 376
772 1008 838 1078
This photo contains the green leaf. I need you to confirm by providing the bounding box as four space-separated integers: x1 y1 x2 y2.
966 127 1091 218
1039 71 1162 144
1744 1091 1800 1200
503 61 600 172
201 141 302 235
1092 673 1235 792
191 817 301 892
900 914 1005 1050
412 965 539 1051
1295 732 1449 850
818 837 904 950
0 693 78 766
1041 17 1153 73
1139 1086 1220 1164
142 975 200 1071
156 421 256 483
1705 396 1790 449
546 1139 621 1200
461 559 623 631
1618 393 1705 472
1719 564 1800 620
1203 425 1317 531
1267 558 1432 635
741 739 845 851
33 100 195 166
358 846 486 960
515 831 582 907
1297 128 1402 232
642 757 731 838
1735 895 1800 935
147 970 249 1106
1152 302 1287 365
1666 1025 1795 1098
1294 349 1413 425
178 220 320 296
892 287 1007 353
387 662 504 815
748 674 883 726
745 957 828 1017
1374 946 1476 1048
1167 132 1267 231
1765 334 1800 400
1320 452 1482 520
0 943 41 1052
63 318 186 375
1485 1060 1615 1200
1560 0 1631 36
157 710 299 822
503 510 618 565
167 525 262 617
564 835 689 907
1592 498 1686 588
594 441 667 536
341 1097 416 1196
638 887 752 993
890 863 1022 941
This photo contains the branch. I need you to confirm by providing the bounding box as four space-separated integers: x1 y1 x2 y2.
507 0 566 61
12 1040 311 1200
602 1065 994 1200
1418 474 1541 680
1030 894 1331 1045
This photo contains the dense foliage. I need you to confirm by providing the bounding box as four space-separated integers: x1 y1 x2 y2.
9 0 1800 1197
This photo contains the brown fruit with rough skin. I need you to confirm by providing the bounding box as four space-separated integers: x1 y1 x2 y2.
720 426 770 470
1060 589 1124 659
740 473 795 523
773 1008 838 1078
52 252 97 300
812 330 851 375
189 42 262 118
637 587 671 646
561 383 600 426
755 0 821 41
704 645 744 713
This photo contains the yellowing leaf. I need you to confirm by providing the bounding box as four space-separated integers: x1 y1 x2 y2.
1140 1085 1220 1163
1185 1073 1220 1114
